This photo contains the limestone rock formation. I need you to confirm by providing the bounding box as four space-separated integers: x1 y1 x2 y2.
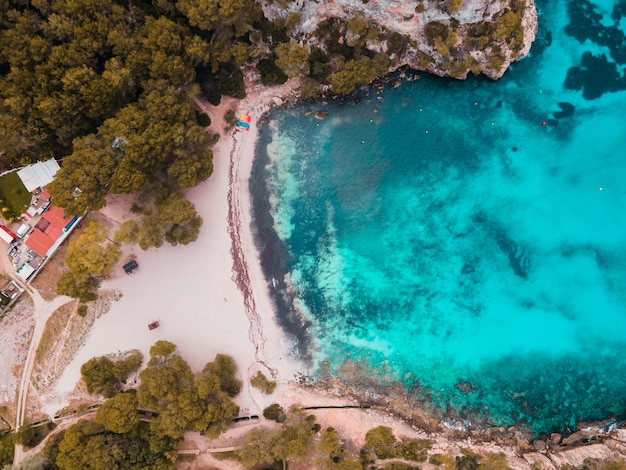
261 0 538 80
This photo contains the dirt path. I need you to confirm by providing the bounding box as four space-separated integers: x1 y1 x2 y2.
0 252 73 465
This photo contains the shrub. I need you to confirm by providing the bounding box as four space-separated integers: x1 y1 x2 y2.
364 426 397 459
258 55 288 86
397 438 432 462
489 55 505 72
16 422 56 448
457 448 481 470
263 403 286 422
224 109 238 131
250 371 277 394
445 0 464 12
386 31 411 57
424 22 450 45
195 110 211 127
77 304 88 317
0 432 15 467
478 453 510 470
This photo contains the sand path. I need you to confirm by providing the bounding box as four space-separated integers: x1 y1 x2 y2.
0 252 73 465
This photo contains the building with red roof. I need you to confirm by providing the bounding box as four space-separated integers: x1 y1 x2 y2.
24 204 74 258
25 229 55 258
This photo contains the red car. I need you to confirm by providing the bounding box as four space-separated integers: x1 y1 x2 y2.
148 321 159 330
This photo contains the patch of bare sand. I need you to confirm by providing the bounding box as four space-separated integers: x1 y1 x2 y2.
31 291 119 419
0 296 35 428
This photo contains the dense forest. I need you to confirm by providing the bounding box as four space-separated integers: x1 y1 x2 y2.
0 0 417 227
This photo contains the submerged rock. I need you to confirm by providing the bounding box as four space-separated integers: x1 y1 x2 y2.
315 110 328 120
554 102 575 118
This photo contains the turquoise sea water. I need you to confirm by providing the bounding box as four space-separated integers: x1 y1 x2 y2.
251 0 626 434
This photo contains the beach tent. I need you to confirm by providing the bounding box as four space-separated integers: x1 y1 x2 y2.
235 114 252 131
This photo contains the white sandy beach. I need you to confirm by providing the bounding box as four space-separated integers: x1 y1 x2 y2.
48 90 304 417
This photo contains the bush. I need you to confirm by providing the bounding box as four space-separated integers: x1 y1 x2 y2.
386 31 411 57
364 426 397 459
16 422 56 448
444 0 464 12
263 403 286 422
77 304 88 317
215 62 246 99
258 55 288 86
224 109 238 131
195 110 211 127
489 55 505 72
424 22 450 44
431 453 457 470
478 453 510 470
81 356 118 397
397 438 431 462
456 448 480 470
250 371 277 394
0 432 16 467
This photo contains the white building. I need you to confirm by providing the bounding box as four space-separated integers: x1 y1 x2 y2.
16 159 61 193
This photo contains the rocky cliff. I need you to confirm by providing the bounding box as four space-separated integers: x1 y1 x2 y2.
261 0 538 80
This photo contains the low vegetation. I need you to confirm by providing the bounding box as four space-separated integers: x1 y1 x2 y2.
263 403 286 423
360 426 431 464
250 370 277 394
0 432 15 467
0 172 31 222
80 350 143 398
16 421 56 449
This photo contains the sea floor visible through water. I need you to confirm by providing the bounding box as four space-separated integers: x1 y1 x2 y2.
250 0 626 435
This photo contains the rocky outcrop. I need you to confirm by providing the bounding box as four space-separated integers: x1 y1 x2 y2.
260 0 537 80
304 376 626 468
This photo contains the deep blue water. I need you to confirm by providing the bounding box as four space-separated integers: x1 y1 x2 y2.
251 0 626 434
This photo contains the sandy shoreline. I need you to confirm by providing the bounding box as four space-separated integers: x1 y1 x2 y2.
48 83 305 417
5 79 626 469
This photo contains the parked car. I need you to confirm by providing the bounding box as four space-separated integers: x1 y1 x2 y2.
123 259 139 274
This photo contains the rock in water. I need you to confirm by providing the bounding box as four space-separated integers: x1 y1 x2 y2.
554 102 575 118
315 110 328 120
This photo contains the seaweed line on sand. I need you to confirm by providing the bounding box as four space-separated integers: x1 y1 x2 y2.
226 130 277 379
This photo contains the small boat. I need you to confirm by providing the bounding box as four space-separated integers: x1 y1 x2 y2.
148 321 160 330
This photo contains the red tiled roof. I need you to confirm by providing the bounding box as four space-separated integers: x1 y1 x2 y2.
25 229 55 257
43 205 70 231
44 224 63 240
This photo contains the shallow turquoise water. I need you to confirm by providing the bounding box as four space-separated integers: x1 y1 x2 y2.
251 0 626 434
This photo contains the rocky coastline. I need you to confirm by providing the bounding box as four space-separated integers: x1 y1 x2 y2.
260 0 538 81
298 373 626 469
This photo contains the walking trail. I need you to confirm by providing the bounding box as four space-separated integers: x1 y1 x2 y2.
0 253 72 465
